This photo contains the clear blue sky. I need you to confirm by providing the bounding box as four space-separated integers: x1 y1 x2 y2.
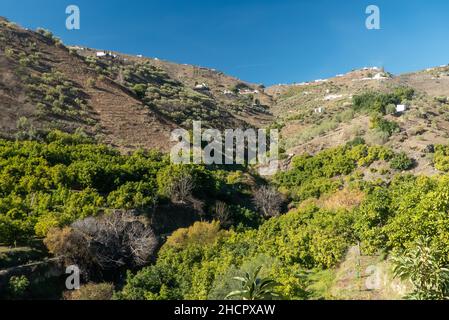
1 0 449 85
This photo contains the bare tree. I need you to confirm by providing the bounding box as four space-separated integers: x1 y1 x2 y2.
168 173 194 204
214 201 232 227
253 186 284 218
166 173 206 219
46 211 158 275
190 197 205 219
74 210 157 269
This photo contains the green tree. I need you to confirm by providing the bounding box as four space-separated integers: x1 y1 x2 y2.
132 84 147 99
392 238 449 300
390 152 414 171
8 275 30 299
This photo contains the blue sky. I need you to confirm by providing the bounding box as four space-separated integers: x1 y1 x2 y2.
1 0 449 85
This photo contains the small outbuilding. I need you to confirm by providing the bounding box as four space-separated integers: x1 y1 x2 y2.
194 83 209 91
396 105 407 113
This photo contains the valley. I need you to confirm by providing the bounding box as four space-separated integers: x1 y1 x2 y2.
2 16 449 301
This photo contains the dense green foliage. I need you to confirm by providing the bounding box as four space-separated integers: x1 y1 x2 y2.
390 152 414 171
120 173 449 300
4 129 449 300
392 238 449 300
354 175 449 259
0 131 257 245
370 115 400 136
119 205 354 300
274 143 395 201
352 87 414 115
119 142 449 300
433 145 449 171
8 275 30 299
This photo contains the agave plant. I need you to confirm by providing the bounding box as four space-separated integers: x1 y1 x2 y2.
225 266 280 300
392 237 449 300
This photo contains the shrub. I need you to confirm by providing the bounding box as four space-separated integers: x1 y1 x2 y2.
433 145 449 171
163 221 225 250
44 211 158 275
392 238 449 300
64 283 114 300
4 47 14 58
352 87 414 115
390 152 414 171
385 103 397 115
107 182 157 210
8 275 30 299
132 84 147 99
319 188 365 211
365 130 390 145
87 77 96 87
370 116 400 136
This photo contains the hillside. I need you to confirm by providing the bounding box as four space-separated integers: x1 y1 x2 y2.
3 16 449 170
3 16 449 302
0 17 273 153
268 66 449 176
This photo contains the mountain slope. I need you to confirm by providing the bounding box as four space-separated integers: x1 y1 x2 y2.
267 66 449 175
0 17 273 152
2 16 449 172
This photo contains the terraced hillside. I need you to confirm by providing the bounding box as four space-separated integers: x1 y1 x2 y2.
0 17 273 153
267 66 449 176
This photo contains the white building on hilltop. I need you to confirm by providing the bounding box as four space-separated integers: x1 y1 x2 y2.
195 83 209 90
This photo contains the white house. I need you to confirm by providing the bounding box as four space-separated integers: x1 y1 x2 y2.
373 73 387 80
324 94 343 101
314 107 324 114
239 89 259 95
96 51 107 57
195 83 209 90
396 105 407 113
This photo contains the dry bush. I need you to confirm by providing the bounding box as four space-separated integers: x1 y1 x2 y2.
364 130 390 145
168 173 194 204
319 188 365 211
213 201 232 227
253 186 285 218
190 197 205 217
64 283 114 300
166 173 206 217
44 210 158 274
44 227 91 268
